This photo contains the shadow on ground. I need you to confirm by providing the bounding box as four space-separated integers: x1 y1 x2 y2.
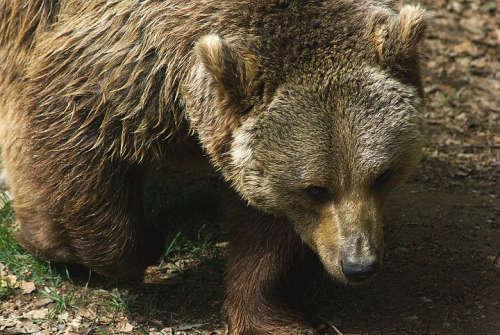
310 177 499 335
63 154 498 335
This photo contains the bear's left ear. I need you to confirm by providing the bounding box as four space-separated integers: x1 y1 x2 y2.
195 34 257 113
371 5 426 66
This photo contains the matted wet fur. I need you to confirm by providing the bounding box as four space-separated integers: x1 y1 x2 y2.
0 1 426 333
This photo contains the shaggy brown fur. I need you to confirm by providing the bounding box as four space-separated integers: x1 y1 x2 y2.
0 0 426 333
224 203 321 334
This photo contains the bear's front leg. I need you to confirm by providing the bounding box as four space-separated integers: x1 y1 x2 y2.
8 136 165 278
224 205 323 335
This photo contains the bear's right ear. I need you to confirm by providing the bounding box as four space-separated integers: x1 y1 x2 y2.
370 5 426 66
195 34 257 113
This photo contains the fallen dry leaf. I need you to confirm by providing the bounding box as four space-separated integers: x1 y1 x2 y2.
451 41 482 57
0 274 17 288
23 308 49 320
117 320 134 333
33 298 53 308
77 307 97 320
20 281 36 294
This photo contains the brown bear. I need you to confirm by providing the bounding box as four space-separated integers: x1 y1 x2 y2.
0 0 426 333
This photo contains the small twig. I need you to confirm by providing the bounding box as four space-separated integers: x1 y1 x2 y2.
319 318 344 335
329 323 344 335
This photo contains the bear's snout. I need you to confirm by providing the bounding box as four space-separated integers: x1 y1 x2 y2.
340 234 380 282
341 255 380 282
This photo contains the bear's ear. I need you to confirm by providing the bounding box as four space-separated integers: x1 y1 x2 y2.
195 34 256 113
371 5 426 66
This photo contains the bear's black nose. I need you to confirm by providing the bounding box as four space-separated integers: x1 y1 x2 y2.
341 259 380 281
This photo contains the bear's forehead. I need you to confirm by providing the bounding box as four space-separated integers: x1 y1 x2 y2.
264 66 422 136
249 66 423 178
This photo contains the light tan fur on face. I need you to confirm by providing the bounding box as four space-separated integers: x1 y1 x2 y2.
227 60 424 285
230 123 255 170
295 192 384 283
311 212 344 280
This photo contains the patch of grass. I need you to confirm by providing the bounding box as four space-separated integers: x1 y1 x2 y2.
99 288 128 314
438 91 461 108
0 278 16 300
42 287 77 316
93 328 114 335
0 173 228 328
144 173 227 264
161 224 215 264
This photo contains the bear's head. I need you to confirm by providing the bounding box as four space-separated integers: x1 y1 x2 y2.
189 4 426 284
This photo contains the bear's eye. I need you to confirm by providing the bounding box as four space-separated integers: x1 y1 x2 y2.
373 169 393 189
305 186 334 203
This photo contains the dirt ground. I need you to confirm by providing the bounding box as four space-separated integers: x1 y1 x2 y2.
0 0 499 334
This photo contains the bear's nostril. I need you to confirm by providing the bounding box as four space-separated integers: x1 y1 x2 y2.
341 259 380 281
